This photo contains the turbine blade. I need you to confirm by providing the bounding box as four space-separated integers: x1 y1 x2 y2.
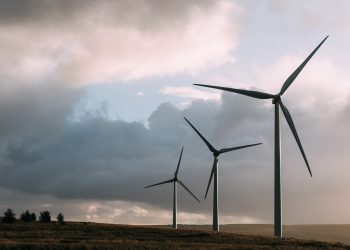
194 84 275 99
144 178 174 189
279 36 329 96
177 179 200 203
204 158 217 199
174 147 184 177
219 143 262 154
184 117 216 153
279 100 312 177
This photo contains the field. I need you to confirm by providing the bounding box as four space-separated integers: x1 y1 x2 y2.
183 224 350 245
0 222 349 249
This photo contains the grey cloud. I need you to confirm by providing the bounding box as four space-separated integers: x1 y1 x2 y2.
0 84 80 139
213 93 271 145
267 0 350 32
0 0 214 29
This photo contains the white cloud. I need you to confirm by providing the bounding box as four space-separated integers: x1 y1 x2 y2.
136 91 145 96
160 86 220 101
251 55 350 115
0 188 262 225
0 0 241 87
201 43 350 116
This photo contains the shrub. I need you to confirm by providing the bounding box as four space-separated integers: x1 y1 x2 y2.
57 213 65 224
20 210 36 222
2 208 16 223
39 210 51 223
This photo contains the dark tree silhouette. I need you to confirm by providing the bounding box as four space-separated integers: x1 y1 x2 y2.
39 211 51 223
57 213 65 224
20 210 36 222
2 208 16 223
31 212 37 222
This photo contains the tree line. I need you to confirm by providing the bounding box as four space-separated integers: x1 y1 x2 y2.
1 208 64 224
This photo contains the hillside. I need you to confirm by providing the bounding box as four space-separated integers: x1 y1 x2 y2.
0 222 349 249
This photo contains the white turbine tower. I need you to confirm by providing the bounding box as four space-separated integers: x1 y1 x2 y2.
184 117 262 232
194 36 328 237
144 147 200 229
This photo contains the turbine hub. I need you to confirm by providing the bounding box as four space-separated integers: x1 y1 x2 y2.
272 95 281 104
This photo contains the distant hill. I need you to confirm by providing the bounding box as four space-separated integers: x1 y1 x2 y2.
0 222 349 249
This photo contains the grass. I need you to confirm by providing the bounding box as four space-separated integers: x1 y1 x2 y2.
0 222 349 249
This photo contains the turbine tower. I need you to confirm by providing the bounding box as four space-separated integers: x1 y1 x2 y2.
144 147 200 229
184 117 262 232
193 36 328 237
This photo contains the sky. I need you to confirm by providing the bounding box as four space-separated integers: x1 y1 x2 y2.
1 0 350 225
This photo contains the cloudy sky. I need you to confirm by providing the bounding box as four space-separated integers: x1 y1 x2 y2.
1 0 350 225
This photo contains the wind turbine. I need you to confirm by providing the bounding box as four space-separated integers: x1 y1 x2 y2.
184 117 262 232
144 147 200 229
193 36 328 237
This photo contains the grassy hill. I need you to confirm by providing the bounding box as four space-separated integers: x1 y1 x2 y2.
0 222 349 249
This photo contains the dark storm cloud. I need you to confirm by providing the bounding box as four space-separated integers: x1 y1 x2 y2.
0 89 273 218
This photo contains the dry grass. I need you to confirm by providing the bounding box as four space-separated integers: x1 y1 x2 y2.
180 224 350 245
0 222 349 249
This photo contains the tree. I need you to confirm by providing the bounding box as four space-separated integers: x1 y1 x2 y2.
31 212 36 222
39 211 51 223
20 210 31 222
2 208 16 223
20 210 36 222
57 213 64 224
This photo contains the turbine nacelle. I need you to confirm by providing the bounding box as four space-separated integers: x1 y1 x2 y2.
213 150 220 158
272 95 281 104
